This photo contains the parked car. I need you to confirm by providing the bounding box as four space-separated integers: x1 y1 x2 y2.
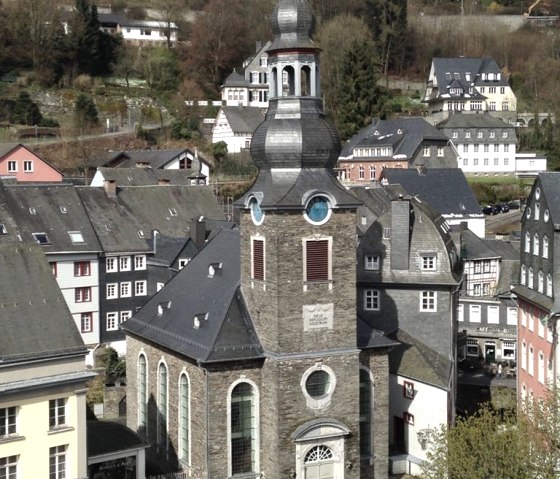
482 205 493 215
500 203 510 213
491 204 502 215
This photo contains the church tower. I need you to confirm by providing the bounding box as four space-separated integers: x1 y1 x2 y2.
239 1 365 476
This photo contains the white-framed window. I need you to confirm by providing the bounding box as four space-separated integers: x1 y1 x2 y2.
521 341 527 370
470 304 481 323
0 455 18 479
364 255 379 271
507 307 517 326
484 144 489 153
179 373 190 465
81 312 93 333
420 291 436 311
359 165 364 179
383 228 390 239
487 305 499 324
134 255 146 270
423 146 430 156
49 445 67 479
0 407 17 437
75 287 91 303
467 338 479 356
535 202 540 220
538 271 544 293
538 351 545 384
74 261 90 276
528 267 534 289
452 130 458 139
303 238 331 283
503 341 515 359
490 130 495 139
543 236 549 258
229 381 258 475
135 280 147 296
106 283 118 299
473 283 481 296
49 398 66 429
489 101 496 111
525 232 531 253
7 161 16 173
106 312 118 331
477 130 483 138
106 257 117 272
138 354 148 432
474 144 479 153
529 346 534 376
528 310 534 331
504 144 509 152
458 304 464 322
120 310 131 325
157 282 165 292
120 282 131 298
369 165 375 180
68 231 84 244
363 289 380 311
465 130 471 138
463 144 468 153
23 160 33 172
437 147 443 157
158 361 169 451
178 258 190 269
494 144 499 153
119 256 131 271
474 261 482 274
421 254 437 271
547 274 553 297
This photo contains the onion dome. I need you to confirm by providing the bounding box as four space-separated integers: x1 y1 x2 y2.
269 0 316 51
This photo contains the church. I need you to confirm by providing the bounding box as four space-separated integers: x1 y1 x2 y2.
123 0 460 477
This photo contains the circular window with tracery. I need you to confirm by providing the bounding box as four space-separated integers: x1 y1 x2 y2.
306 371 330 399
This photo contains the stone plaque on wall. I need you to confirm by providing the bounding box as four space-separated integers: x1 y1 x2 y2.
303 303 334 331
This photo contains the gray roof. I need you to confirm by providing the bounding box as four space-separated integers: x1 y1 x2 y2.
123 228 264 364
111 149 189 169
223 70 249 87
220 107 265 134
0 184 101 253
94 167 204 186
460 229 518 260
389 329 453 390
88 420 147 457
437 113 516 132
341 118 449 159
358 316 399 349
76 185 224 254
380 168 482 216
537 172 560 228
429 57 508 103
0 242 86 363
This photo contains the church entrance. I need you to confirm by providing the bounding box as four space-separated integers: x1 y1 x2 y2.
304 445 335 479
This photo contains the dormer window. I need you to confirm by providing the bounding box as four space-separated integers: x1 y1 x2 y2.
169 208 178 216
29 207 36 215
208 262 223 277
60 206 68 214
157 301 172 316
193 313 209 329
0 224 7 235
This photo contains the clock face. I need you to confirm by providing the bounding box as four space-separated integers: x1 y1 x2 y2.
305 196 331 224
250 197 264 225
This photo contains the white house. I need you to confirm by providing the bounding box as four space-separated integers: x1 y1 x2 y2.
212 106 265 154
98 13 178 47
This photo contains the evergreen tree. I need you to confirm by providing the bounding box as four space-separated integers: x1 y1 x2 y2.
11 91 42 125
75 93 98 133
334 40 383 140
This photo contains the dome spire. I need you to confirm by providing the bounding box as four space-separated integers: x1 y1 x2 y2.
269 0 316 51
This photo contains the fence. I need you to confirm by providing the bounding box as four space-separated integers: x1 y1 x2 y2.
147 472 188 479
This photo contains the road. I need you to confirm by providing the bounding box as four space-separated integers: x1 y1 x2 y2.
485 209 522 236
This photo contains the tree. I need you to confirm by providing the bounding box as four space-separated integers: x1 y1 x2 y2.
11 91 42 126
140 47 180 92
422 390 560 479
333 39 385 140
75 93 99 133
152 0 185 49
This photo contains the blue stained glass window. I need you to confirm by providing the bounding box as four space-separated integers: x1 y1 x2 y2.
306 196 330 223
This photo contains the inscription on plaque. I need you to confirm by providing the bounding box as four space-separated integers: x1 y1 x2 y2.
303 303 334 331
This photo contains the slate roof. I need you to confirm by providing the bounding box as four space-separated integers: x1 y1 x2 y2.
429 57 508 103
389 329 453 390
380 168 482 216
88 419 147 457
537 172 560 228
437 113 516 133
109 149 188 169
0 183 101 253
93 167 203 187
220 107 265 134
0 242 87 363
358 316 399 349
340 117 449 160
76 185 224 254
122 228 264 364
223 70 249 87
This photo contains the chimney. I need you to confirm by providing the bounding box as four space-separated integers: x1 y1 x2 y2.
190 216 206 249
158 178 170 186
391 199 411 270
103 180 117 198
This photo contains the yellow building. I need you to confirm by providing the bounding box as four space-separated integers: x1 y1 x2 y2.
0 242 95 478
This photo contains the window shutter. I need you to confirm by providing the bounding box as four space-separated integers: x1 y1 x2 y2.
253 239 264 281
306 240 329 281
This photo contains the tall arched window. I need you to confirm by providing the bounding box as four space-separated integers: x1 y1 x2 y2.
230 382 257 475
301 65 311 96
525 232 531 253
138 354 147 433
304 445 335 479
534 233 540 256
543 236 549 258
158 362 168 451
521 265 526 285
283 66 295 96
538 270 544 293
528 267 534 289
179 373 190 465
359 369 372 456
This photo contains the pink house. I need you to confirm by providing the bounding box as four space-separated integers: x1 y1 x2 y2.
0 143 63 182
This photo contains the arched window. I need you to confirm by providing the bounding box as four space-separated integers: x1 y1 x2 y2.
528 267 534 289
547 274 553 297
538 270 544 293
525 232 531 253
543 236 549 258
230 382 257 475
158 362 168 450
138 354 147 433
534 233 540 256
304 445 335 479
271 67 278 98
359 369 372 456
283 66 295 96
521 265 526 285
179 373 190 465
301 65 311 96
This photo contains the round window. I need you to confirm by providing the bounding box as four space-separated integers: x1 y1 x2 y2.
249 197 264 225
305 370 330 399
305 196 331 224
301 365 336 409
